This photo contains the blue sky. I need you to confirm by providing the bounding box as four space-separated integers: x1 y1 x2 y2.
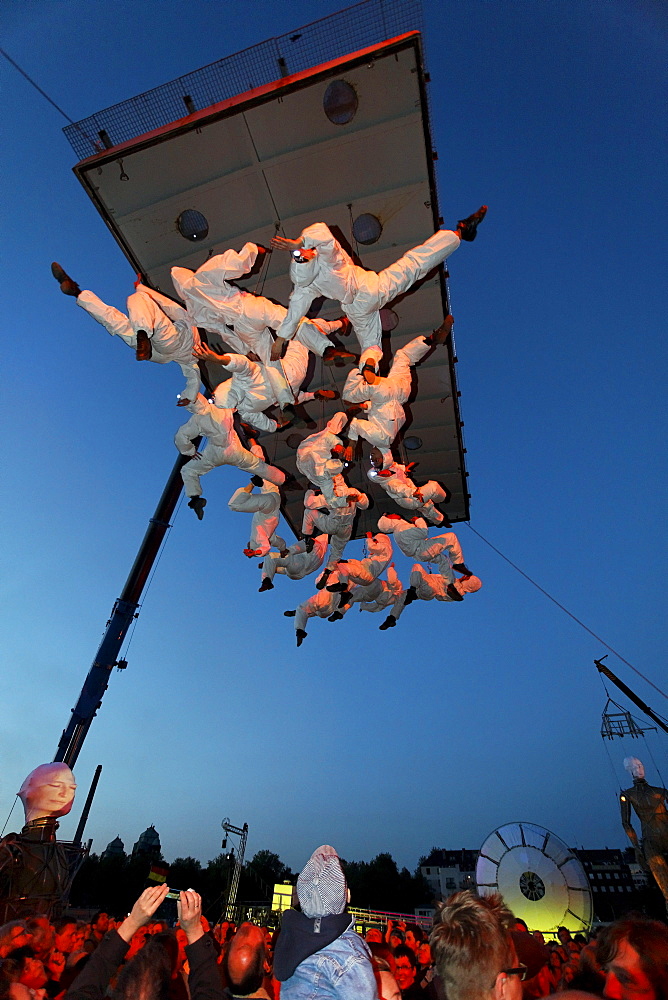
1 0 666 877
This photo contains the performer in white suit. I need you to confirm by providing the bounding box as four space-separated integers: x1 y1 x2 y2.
259 534 329 592
296 414 358 509
271 208 486 368
197 342 338 435
377 514 474 589
284 569 344 646
366 450 449 524
174 394 285 519
379 563 482 629
227 450 286 557
328 564 405 622
171 242 355 366
51 263 202 400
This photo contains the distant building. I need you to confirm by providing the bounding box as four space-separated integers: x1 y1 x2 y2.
132 825 161 859
572 847 646 922
420 849 477 900
101 835 125 860
420 843 661 922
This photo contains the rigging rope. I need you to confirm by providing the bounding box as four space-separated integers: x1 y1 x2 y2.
1 47 75 123
0 797 19 838
1 47 99 154
464 522 667 703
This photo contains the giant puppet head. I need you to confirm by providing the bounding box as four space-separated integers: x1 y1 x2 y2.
18 763 77 824
623 757 645 781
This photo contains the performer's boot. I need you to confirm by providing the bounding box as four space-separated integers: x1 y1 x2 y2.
379 615 397 630
455 205 488 241
188 497 206 520
428 315 454 346
323 346 358 366
51 262 81 297
258 578 274 592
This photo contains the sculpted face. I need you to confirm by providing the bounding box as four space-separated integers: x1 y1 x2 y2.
623 757 645 781
18 763 77 823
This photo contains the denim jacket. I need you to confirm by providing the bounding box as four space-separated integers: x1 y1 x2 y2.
280 919 377 1000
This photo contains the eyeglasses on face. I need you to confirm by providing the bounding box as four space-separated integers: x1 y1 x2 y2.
502 965 528 981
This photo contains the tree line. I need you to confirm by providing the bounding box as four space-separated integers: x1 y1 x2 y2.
70 847 431 917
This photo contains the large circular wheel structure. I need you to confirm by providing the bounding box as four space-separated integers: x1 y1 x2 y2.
476 822 592 934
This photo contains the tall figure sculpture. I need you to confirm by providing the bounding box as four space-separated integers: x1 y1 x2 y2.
0 764 86 921
620 756 668 911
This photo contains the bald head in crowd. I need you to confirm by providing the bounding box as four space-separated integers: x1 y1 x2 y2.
226 921 270 998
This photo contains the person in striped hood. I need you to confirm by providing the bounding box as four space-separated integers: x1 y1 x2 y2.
273 845 376 999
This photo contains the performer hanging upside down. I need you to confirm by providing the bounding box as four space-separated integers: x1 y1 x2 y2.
328 564 405 622
367 449 449 525
325 532 393 606
284 569 344 646
259 534 329 592
301 486 369 590
270 208 487 369
342 318 453 467
174 394 285 520
227 459 287 558
379 562 482 629
377 513 475 594
196 342 338 435
170 242 356 366
51 264 202 401
295 413 359 509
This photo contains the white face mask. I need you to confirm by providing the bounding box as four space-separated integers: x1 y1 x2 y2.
623 757 645 780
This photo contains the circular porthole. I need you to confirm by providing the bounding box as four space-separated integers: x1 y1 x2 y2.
380 308 399 332
352 213 383 245
404 436 423 451
323 80 358 125
177 209 209 242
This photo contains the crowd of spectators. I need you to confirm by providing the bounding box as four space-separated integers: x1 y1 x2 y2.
0 880 665 1000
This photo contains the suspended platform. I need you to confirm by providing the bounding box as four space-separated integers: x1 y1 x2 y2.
64 1 470 538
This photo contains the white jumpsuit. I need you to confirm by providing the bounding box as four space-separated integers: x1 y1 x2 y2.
261 534 329 586
392 564 483 621
376 515 465 584
227 463 286 557
293 570 343 633
301 488 369 568
329 532 393 588
343 335 431 467
366 462 447 524
213 341 314 434
171 243 343 364
77 284 202 400
175 394 286 496
296 413 356 508
338 565 405 619
276 223 461 368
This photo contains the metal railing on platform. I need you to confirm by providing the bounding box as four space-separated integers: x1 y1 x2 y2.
63 0 424 161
